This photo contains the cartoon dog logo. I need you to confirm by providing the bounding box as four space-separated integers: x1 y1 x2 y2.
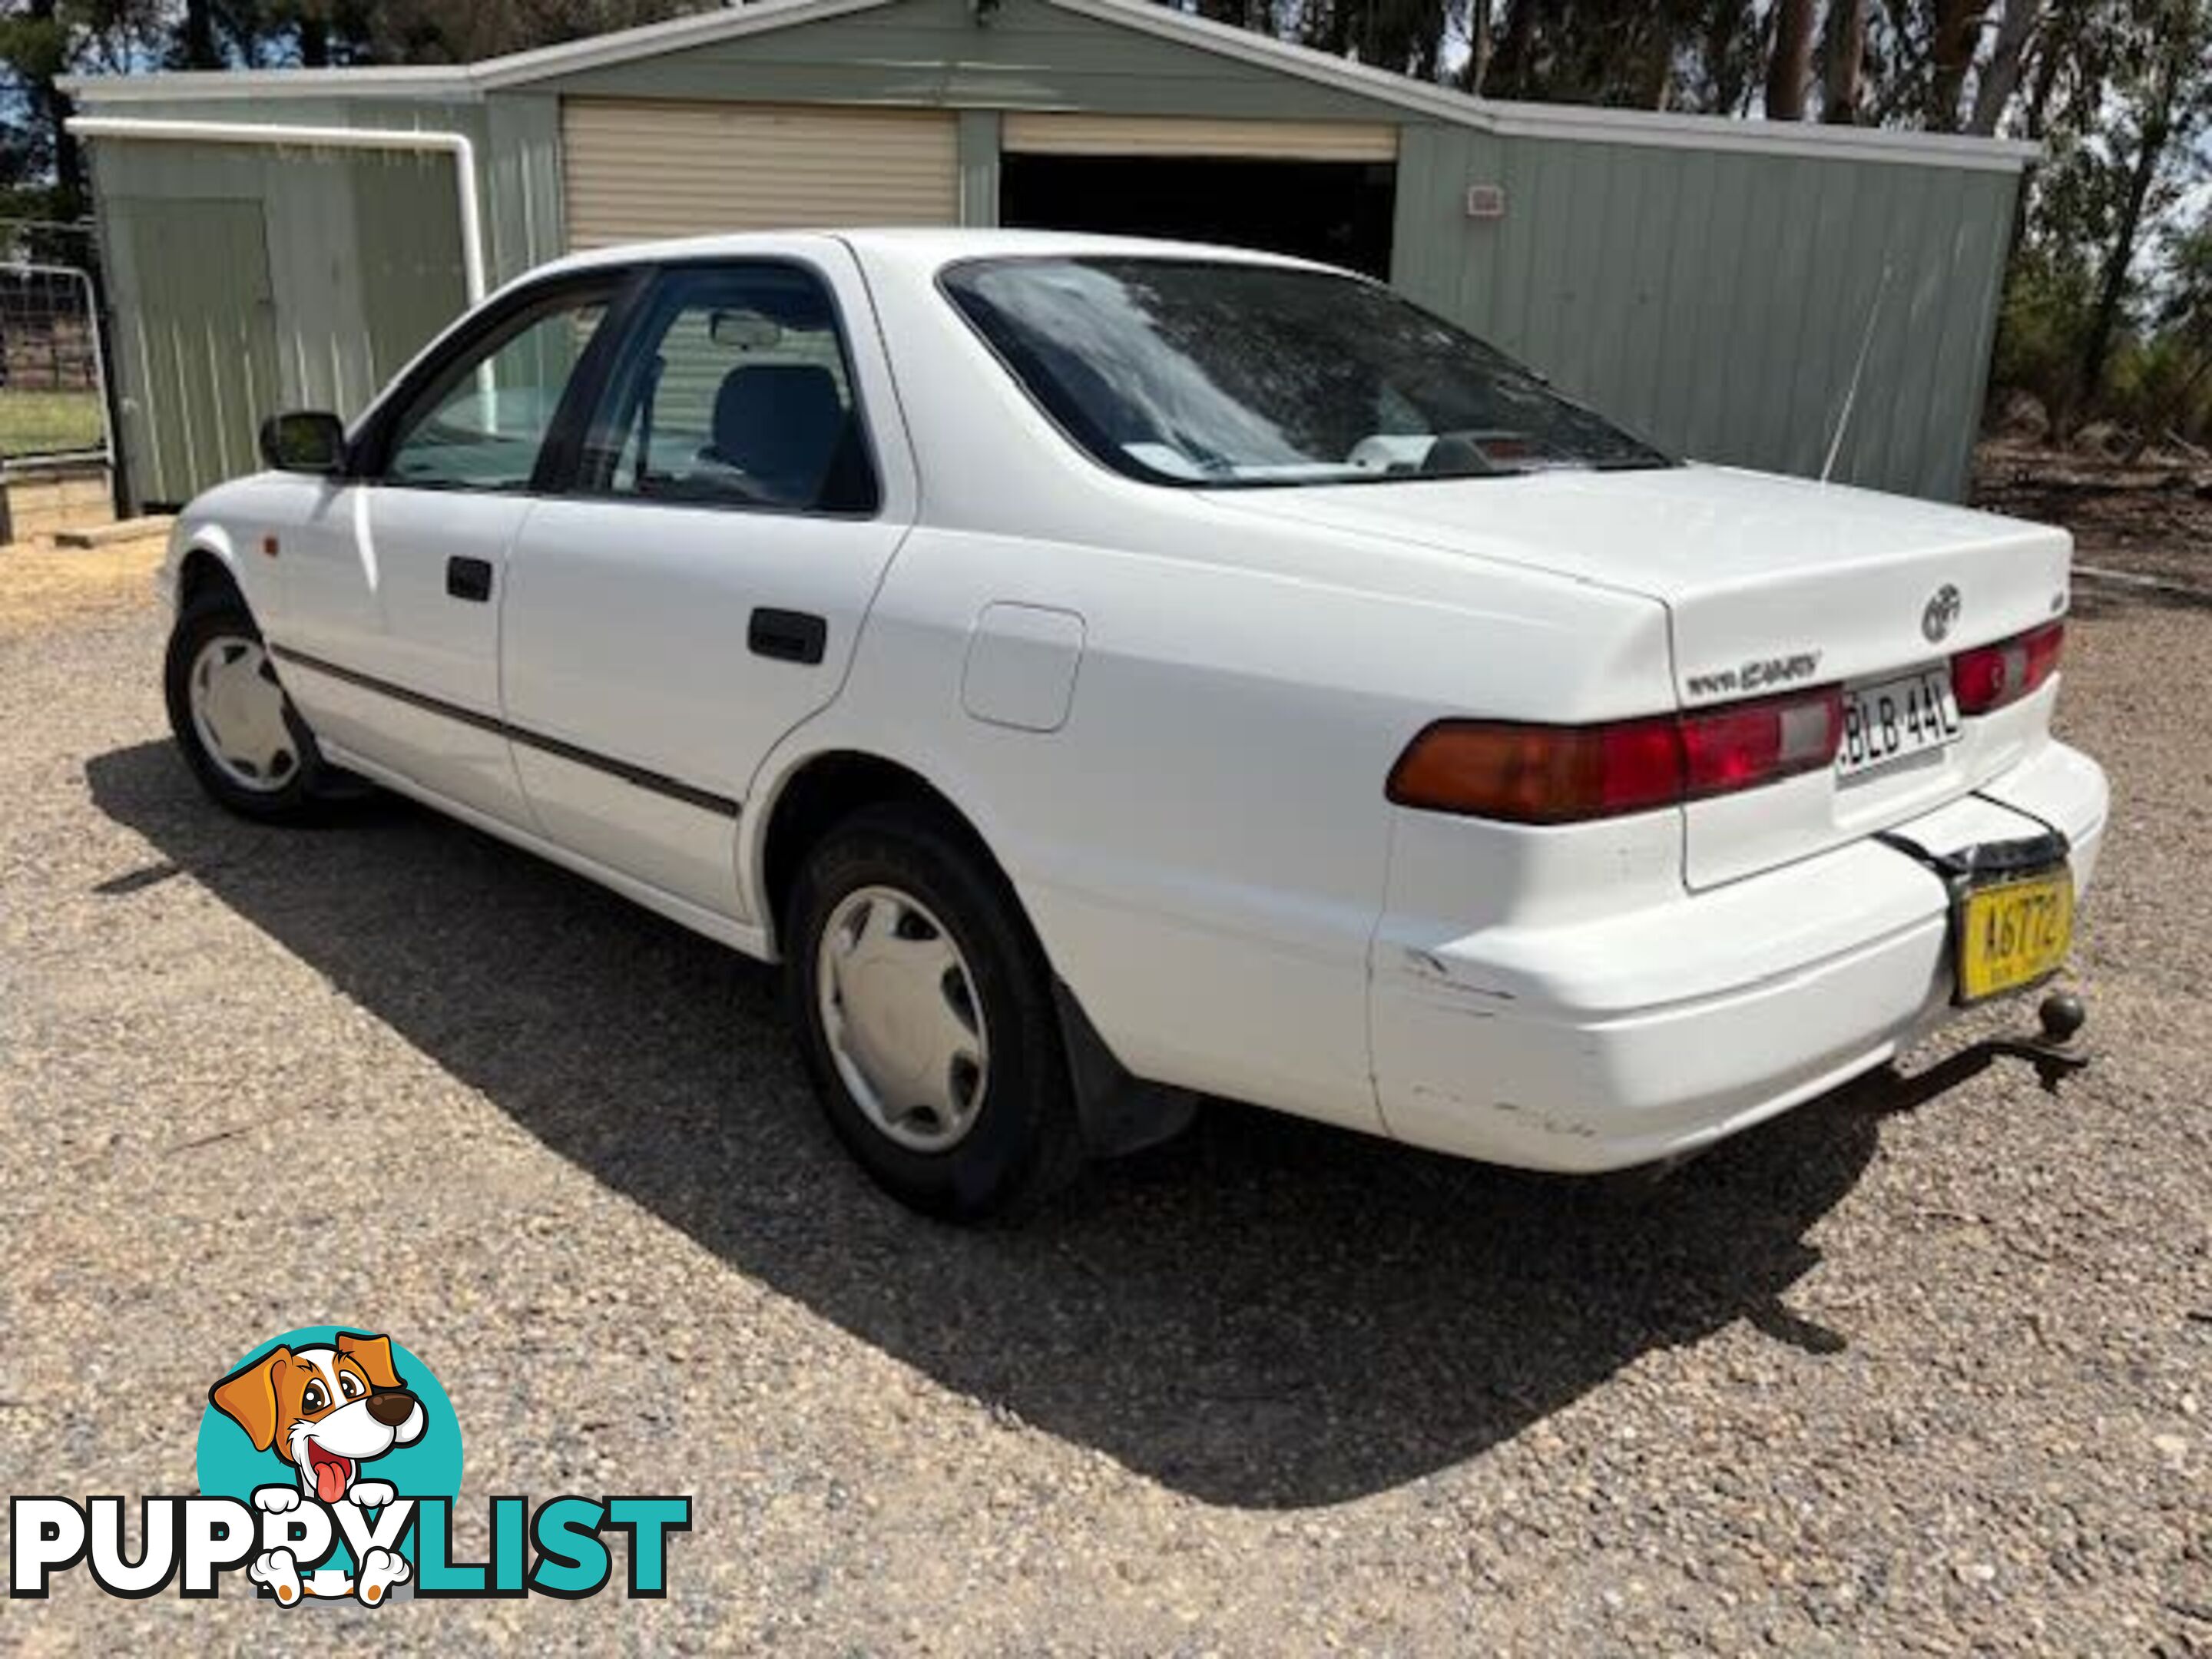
208 1331 425 1605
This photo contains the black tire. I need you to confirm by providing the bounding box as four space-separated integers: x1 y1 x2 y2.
164 588 346 821
786 801 1084 1221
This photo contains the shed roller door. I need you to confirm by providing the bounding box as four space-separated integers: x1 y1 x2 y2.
1002 113 1397 162
563 99 959 248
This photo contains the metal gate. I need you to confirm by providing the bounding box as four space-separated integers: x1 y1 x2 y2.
0 230 115 542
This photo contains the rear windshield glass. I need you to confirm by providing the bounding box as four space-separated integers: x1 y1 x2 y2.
940 257 1672 488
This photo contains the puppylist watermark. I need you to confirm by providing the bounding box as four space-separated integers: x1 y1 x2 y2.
11 1327 689 1604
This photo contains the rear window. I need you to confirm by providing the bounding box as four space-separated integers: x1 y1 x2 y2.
940 256 1671 488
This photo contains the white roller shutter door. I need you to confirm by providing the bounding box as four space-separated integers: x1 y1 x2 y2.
563 98 961 247
1001 113 1397 162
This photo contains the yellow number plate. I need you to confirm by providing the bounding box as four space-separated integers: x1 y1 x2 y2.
1955 869 2074 1004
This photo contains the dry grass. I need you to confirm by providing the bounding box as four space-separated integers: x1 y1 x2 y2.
0 532 167 633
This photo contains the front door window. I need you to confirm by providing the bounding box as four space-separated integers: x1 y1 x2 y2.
383 294 611 492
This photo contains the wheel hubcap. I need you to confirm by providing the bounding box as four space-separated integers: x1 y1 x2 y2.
187 635 298 793
816 885 989 1154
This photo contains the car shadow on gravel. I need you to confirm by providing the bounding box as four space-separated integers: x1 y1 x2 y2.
91 739 1888 1508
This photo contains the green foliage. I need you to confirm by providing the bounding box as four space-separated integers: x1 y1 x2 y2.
1997 217 2212 443
1988 0 2211 432
2129 221 2212 442
2113 332 2212 442
1994 243 2098 411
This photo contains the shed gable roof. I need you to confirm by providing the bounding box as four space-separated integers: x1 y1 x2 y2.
65 0 2038 171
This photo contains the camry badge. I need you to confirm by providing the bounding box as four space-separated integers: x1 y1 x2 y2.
1922 584 1962 643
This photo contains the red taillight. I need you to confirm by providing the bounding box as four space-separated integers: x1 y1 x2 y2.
1952 621 2063 716
1387 687 1843 824
1679 690 1843 799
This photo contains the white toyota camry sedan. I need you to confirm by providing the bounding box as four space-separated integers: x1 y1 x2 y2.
161 229 2108 1219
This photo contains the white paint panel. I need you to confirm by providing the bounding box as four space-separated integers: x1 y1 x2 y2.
561 98 959 247
1002 112 1396 161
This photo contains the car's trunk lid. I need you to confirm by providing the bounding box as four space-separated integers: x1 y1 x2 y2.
1201 464 2074 888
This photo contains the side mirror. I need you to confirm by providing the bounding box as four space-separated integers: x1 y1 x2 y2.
259 410 347 476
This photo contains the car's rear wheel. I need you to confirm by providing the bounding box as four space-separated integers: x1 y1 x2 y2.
164 591 342 820
786 802 1081 1220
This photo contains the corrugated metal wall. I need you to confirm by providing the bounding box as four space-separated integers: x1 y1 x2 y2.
108 196 280 492
83 91 567 508
1389 124 2017 501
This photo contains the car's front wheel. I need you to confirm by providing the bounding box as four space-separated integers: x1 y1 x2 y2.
164 590 342 820
786 803 1082 1221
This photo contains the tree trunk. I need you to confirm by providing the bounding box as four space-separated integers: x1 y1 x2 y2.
1465 0 1495 93
1697 0 1757 115
1488 0 1541 97
1764 0 1816 118
2019 0 2076 138
24 0 84 224
1968 0 2041 134
1633 9 1674 107
2076 50 2184 416
180 0 222 68
1925 0 1988 130
1821 0 1866 122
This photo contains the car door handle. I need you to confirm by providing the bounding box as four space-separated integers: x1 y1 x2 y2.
749 608 827 665
446 556 494 603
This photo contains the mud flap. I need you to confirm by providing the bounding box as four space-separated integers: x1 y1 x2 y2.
1051 979 1200 1157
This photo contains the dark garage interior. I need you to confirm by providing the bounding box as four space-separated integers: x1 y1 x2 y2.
1000 154 1397 278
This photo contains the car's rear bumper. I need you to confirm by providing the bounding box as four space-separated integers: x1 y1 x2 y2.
1369 740 2109 1171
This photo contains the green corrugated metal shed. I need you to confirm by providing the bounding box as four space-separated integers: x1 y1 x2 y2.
63 0 2035 511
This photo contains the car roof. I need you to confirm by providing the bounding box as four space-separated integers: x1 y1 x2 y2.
540 227 1342 280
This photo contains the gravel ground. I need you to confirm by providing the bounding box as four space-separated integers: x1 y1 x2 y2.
0 544 2206 1654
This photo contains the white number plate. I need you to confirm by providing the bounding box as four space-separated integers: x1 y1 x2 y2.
1836 667 1962 780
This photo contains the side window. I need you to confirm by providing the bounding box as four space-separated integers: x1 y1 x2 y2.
578 263 878 515
382 290 611 492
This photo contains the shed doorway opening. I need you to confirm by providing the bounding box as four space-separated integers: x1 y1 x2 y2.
1002 155 1395 276
997 116 1397 279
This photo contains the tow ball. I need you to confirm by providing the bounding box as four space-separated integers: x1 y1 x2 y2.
1984 989 2091 1092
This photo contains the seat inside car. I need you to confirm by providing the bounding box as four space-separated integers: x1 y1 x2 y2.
703 363 848 508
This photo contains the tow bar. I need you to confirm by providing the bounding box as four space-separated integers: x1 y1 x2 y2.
1983 988 2091 1092
1911 988 2091 1100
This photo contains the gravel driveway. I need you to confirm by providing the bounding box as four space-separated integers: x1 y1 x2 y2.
1 548 2205 1654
